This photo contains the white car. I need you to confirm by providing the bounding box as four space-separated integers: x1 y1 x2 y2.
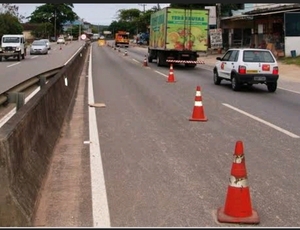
213 48 279 92
57 38 65 44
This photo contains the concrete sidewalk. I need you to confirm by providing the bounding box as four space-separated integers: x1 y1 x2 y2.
198 53 300 83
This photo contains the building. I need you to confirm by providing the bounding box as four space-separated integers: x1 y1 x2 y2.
244 3 300 57
219 3 300 56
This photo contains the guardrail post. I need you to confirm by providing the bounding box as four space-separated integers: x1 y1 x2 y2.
7 92 25 111
16 93 25 111
39 76 47 88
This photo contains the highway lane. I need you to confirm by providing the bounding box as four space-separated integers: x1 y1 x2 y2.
90 43 300 227
113 45 300 137
118 43 300 93
0 41 85 94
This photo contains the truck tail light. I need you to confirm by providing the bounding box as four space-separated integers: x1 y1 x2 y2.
238 65 246 74
272 66 279 75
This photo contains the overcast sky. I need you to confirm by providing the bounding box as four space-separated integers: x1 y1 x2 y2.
14 3 170 25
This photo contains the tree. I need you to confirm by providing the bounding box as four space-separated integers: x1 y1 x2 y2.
27 3 78 37
30 22 53 39
169 3 242 16
117 8 141 22
0 13 23 37
0 3 25 22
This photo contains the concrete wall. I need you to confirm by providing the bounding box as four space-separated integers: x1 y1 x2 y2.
0 43 89 226
285 37 300 57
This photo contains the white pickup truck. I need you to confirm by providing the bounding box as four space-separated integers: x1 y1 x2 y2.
0 34 27 62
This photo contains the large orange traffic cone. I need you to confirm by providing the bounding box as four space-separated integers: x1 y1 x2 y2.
143 55 148 67
189 86 207 121
59 44 62 50
217 141 259 224
166 64 176 83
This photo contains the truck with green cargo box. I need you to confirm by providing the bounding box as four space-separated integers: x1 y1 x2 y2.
148 7 209 68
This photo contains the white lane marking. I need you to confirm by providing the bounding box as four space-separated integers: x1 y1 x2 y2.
132 58 139 63
88 45 111 227
222 103 300 138
7 62 20 68
30 56 38 59
0 86 41 128
64 45 83 66
53 48 57 51
154 70 168 78
278 87 300 95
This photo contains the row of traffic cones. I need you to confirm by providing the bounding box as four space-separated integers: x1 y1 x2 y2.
107 43 259 225
107 44 259 224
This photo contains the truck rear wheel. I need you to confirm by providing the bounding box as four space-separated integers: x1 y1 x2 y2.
157 55 161 66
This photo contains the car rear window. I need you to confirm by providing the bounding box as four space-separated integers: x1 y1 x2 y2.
243 50 275 63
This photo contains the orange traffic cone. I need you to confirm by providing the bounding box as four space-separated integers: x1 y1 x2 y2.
143 55 148 67
166 63 176 83
59 44 62 50
124 50 128 56
189 86 207 121
217 141 259 224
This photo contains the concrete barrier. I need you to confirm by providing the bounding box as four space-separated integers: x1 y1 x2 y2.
0 42 90 226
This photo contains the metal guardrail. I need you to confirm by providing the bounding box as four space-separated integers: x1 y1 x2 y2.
0 66 64 108
0 41 89 112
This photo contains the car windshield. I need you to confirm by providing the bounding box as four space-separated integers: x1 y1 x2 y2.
32 41 46 46
243 50 275 63
2 37 20 43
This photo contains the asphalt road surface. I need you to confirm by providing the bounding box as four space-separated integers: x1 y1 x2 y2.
34 42 300 227
0 41 85 94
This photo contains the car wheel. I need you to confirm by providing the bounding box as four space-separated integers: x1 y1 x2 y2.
267 82 277 92
231 75 241 91
148 55 153 63
213 70 222 85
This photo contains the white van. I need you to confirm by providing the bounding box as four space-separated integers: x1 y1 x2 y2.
0 34 27 61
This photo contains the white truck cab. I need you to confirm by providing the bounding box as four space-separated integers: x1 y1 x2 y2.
0 34 27 61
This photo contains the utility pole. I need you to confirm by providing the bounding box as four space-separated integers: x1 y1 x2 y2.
54 10 57 40
216 3 221 29
157 3 161 10
79 18 83 40
139 4 147 12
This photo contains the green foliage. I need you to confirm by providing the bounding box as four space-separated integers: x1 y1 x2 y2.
30 22 53 39
27 3 78 36
107 6 160 37
0 13 23 38
169 3 241 16
0 3 25 22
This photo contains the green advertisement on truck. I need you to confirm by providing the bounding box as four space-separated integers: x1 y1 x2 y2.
148 7 209 68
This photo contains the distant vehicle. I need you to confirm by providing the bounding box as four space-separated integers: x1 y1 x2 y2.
0 34 27 61
30 40 48 55
115 31 129 47
40 39 51 50
213 48 279 92
100 35 105 39
57 37 65 44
